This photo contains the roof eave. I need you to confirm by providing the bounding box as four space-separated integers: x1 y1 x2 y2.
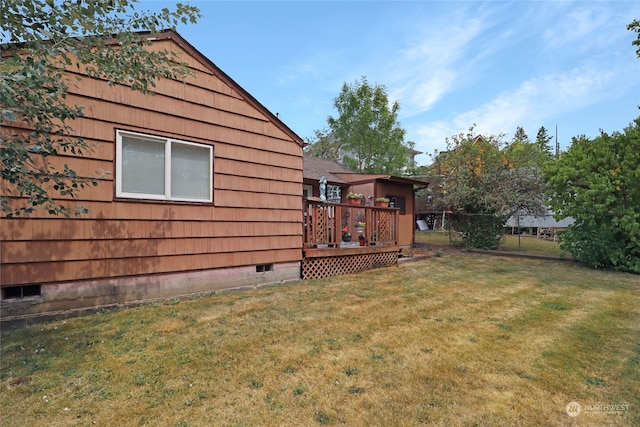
333 173 428 188
147 30 305 147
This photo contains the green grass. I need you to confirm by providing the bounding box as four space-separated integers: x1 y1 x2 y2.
416 230 573 258
1 254 638 426
415 230 453 246
498 234 572 258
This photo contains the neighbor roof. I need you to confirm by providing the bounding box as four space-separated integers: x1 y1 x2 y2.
333 173 429 188
303 154 428 188
303 154 354 185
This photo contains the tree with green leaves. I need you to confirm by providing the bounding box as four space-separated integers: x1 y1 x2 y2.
512 126 529 143
304 129 342 162
433 126 547 249
504 126 553 168
535 126 554 158
326 76 413 174
1 0 200 217
544 118 640 272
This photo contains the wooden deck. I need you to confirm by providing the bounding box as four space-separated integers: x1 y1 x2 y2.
302 200 400 279
303 199 399 248
304 243 400 257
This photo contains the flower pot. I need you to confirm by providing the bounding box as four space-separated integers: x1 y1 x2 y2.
342 234 352 242
348 198 361 205
359 239 366 246
375 201 389 207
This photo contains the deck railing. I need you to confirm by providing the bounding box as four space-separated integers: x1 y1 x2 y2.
303 199 399 249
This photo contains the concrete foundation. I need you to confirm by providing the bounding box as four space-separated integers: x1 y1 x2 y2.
0 262 301 324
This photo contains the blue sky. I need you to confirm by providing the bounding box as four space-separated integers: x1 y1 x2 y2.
143 0 639 164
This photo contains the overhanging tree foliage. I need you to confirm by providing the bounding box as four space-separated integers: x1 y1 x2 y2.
1 0 200 217
544 118 640 272
326 76 414 174
628 19 640 58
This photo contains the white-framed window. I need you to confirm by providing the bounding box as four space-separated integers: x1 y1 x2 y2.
303 184 313 198
116 130 212 202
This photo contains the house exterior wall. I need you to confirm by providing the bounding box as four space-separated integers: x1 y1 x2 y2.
343 184 371 202
0 34 304 319
338 181 416 248
375 182 415 247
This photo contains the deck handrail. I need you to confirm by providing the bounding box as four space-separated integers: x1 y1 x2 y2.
303 199 399 249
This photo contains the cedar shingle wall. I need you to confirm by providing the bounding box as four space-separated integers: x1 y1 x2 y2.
1 39 303 287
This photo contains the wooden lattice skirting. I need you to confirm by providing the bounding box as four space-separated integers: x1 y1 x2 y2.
302 251 398 280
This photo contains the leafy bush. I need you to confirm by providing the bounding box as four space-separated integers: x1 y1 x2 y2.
450 213 508 250
545 118 640 272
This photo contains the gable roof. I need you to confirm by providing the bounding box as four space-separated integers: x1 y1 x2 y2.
142 30 305 147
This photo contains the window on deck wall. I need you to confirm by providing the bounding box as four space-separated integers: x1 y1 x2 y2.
327 185 341 203
303 184 313 198
387 195 406 214
116 130 212 202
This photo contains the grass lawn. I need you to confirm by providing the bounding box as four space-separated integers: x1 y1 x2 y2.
1 254 638 426
416 231 573 258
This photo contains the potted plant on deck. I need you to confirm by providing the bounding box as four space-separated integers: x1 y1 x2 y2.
347 192 364 205
342 226 352 242
355 221 366 244
375 197 390 207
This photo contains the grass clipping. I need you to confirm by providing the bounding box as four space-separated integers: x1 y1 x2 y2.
2 254 639 426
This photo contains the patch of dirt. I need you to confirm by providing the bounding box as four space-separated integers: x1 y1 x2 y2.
9 377 32 387
401 243 462 260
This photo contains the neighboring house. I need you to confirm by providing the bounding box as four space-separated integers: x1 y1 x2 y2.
303 154 428 250
416 210 574 236
406 148 422 172
0 30 304 320
506 208 574 237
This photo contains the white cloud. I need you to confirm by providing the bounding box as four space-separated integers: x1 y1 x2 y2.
412 61 625 160
414 120 457 159
386 13 489 115
542 6 612 52
463 64 617 130
265 0 639 158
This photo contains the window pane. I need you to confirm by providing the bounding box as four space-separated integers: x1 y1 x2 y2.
171 142 211 200
121 136 165 195
327 185 342 203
